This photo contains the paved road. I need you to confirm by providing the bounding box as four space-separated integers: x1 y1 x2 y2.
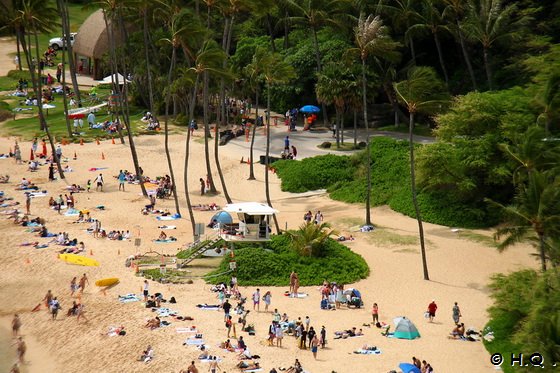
222 123 435 161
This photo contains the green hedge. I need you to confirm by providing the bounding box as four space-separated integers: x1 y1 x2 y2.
205 235 369 286
274 137 495 228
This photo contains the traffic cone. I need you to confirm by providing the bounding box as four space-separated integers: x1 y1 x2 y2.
96 138 100 145
101 152 105 160
111 137 115 144
80 138 84 146
73 151 77 160
89 249 94 256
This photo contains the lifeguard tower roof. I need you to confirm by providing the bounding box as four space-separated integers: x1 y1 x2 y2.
223 202 278 215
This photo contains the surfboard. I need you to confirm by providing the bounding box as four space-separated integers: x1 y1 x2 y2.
58 253 100 267
95 278 119 287
283 291 308 298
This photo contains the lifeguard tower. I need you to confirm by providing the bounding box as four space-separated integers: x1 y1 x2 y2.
219 202 277 242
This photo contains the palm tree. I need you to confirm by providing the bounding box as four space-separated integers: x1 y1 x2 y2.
535 70 560 135
488 170 560 272
441 0 478 90
316 63 350 148
58 0 81 107
394 66 449 280
406 0 451 85
244 47 267 181
285 222 338 257
282 0 350 125
462 0 528 90
353 13 400 226
262 52 296 234
378 0 420 64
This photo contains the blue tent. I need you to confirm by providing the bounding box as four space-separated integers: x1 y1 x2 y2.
399 363 421 373
211 211 233 224
393 318 420 340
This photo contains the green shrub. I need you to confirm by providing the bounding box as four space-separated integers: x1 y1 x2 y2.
7 70 30 80
319 141 331 148
205 235 369 286
273 155 354 193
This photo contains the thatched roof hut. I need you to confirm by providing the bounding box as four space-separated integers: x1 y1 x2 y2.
73 10 110 60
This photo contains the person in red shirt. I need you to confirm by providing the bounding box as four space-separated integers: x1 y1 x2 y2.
427 300 437 322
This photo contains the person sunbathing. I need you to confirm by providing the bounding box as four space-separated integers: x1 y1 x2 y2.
337 235 355 242
237 346 253 360
334 327 362 339
158 231 167 240
139 345 154 362
449 323 465 339
237 361 260 371
0 175 9 183
145 317 161 330
220 339 236 352
285 359 303 373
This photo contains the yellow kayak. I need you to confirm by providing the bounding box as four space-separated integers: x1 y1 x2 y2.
95 278 119 287
58 253 100 267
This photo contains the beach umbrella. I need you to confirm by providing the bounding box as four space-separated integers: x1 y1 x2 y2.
399 363 421 373
43 103 56 117
300 105 320 113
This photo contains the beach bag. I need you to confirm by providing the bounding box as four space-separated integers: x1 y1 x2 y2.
424 311 430 319
169 296 176 304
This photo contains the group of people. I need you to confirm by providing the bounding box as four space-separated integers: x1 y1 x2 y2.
303 210 323 225
412 357 434 373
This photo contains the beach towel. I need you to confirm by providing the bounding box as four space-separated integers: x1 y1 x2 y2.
154 307 178 317
29 192 48 198
353 349 382 355
154 238 177 243
176 327 198 334
284 292 308 298
89 167 108 171
243 369 263 372
196 304 221 310
65 208 80 216
158 225 177 230
199 357 222 362
118 294 140 303
184 339 205 346
156 213 181 221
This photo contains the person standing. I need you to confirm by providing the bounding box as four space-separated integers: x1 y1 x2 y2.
49 297 60 320
87 111 96 128
199 178 205 195
263 291 272 312
79 274 89 293
143 280 149 301
70 277 78 296
56 63 62 83
284 136 290 152
427 300 438 322
94 173 104 192
275 323 284 347
25 193 31 215
452 302 462 324
208 356 220 373
304 316 310 332
55 145 62 161
76 303 89 323
48 163 55 181
223 299 232 322
310 334 319 359
12 314 21 337
15 337 26 364
372 303 379 324
31 138 38 156
41 139 47 157
252 288 261 311
320 325 327 348
118 170 126 191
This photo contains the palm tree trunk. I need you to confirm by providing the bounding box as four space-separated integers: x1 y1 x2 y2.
60 0 81 106
60 37 72 138
143 8 156 117
266 13 276 52
184 75 200 236
15 31 22 71
409 112 429 281
408 35 416 64
483 46 493 91
31 26 65 179
283 10 290 49
265 80 281 234
539 234 547 271
361 58 372 226
164 46 181 215
456 18 477 91
353 109 357 148
335 109 340 148
203 71 217 193
340 109 344 144
248 89 259 180
433 32 449 86
311 28 329 126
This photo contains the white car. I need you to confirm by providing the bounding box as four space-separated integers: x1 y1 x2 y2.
49 33 77 50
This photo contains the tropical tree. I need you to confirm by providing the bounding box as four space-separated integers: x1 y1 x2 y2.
282 0 350 125
244 46 267 181
442 0 477 90
489 170 560 272
285 222 338 257
406 0 451 85
262 51 295 233
462 0 528 90
353 13 400 226
378 0 420 63
394 66 449 280
535 69 560 135
57 0 81 107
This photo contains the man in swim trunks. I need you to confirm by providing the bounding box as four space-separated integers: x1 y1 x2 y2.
79 273 89 293
209 356 220 373
252 289 260 311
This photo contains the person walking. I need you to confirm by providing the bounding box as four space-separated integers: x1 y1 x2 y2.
310 334 319 359
252 289 260 311
263 291 272 312
208 356 220 373
284 136 290 152
452 302 462 324
427 300 438 322
12 314 21 337
49 297 60 320
223 299 232 322
320 325 327 348
25 193 31 215
143 280 149 301
226 315 233 338
94 173 104 191
118 170 126 191
48 163 55 181
15 337 26 364
79 274 89 293
55 145 62 161
199 178 205 195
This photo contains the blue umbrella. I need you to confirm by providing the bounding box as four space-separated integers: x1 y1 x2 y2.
399 363 421 373
300 105 320 113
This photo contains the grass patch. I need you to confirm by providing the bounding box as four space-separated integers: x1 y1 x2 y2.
366 228 418 246
457 230 497 248
205 235 369 286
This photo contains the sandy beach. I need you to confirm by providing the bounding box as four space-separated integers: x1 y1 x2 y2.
0 127 537 373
